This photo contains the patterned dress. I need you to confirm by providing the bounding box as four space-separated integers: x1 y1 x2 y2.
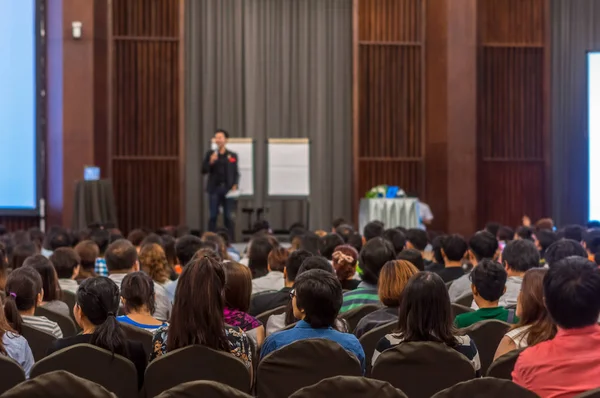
223 307 263 332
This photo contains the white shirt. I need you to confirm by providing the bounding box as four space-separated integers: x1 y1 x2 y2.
505 325 531 349
252 271 284 295
449 273 472 302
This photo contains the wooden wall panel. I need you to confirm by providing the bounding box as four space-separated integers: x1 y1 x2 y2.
109 0 184 233
477 0 549 227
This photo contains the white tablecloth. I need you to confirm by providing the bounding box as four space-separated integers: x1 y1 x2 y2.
359 198 420 232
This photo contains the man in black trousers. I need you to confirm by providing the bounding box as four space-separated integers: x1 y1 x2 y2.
202 129 239 237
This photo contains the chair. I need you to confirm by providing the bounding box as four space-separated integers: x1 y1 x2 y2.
459 319 511 375
431 377 538 398
0 355 25 394
455 292 473 307
155 380 253 398
289 376 408 398
30 344 137 398
451 303 474 318
340 304 382 333
144 345 251 397
371 341 476 398
576 388 600 398
255 305 287 326
486 348 525 380
1 370 116 398
257 338 362 398
358 321 396 376
20 324 57 361
34 306 78 338
60 290 77 321
121 323 153 358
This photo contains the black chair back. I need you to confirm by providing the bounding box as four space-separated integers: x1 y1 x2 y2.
1 370 117 398
431 377 539 398
155 380 253 398
20 324 57 361
255 305 287 326
459 319 510 375
486 348 525 380
289 376 408 398
120 323 153 359
0 354 26 394
35 306 78 337
451 303 474 318
340 304 382 333
455 292 473 307
60 291 78 322
358 321 396 376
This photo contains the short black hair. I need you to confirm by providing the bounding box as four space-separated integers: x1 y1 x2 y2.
105 239 138 272
431 235 446 264
441 234 468 262
215 129 230 139
319 234 344 260
502 239 540 272
468 231 498 261
406 229 428 251
544 239 587 268
50 247 81 279
298 256 334 275
347 233 363 253
584 229 600 255
48 229 71 251
485 222 501 237
335 224 355 243
563 225 584 242
396 248 425 271
363 221 385 241
294 269 342 328
470 259 507 302
544 256 600 329
285 249 313 283
252 220 270 234
515 226 534 241
497 226 514 242
90 228 111 254
175 235 203 268
299 232 321 256
382 228 407 255
535 229 558 257
360 237 396 285
332 218 347 230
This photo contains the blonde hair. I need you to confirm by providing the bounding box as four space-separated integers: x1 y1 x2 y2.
378 260 419 307
139 243 170 284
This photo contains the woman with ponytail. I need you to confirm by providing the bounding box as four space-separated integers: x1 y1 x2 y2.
331 245 360 290
47 277 147 389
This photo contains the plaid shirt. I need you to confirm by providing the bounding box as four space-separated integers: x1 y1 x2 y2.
95 258 108 277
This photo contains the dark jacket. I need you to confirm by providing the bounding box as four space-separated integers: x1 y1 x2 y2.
201 149 240 193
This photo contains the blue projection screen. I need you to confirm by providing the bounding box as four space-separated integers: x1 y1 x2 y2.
590 53 600 221
0 0 38 212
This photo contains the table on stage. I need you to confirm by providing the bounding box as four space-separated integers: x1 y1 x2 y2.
358 198 420 232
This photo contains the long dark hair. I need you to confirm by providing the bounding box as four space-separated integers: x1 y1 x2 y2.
10 242 37 270
248 236 276 278
23 255 62 302
120 271 156 314
395 272 458 347
167 256 229 352
77 277 128 356
4 267 43 333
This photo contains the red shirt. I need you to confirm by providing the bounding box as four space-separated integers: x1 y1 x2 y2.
512 324 600 398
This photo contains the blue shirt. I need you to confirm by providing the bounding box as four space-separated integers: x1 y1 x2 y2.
95 257 108 277
260 320 366 373
3 332 34 378
117 315 167 332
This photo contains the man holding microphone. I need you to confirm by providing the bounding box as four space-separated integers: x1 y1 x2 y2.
202 129 239 236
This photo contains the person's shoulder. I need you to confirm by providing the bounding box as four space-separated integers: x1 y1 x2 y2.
3 332 28 348
225 325 246 338
454 312 472 328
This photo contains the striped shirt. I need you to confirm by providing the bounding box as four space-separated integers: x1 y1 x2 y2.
340 282 380 313
22 315 63 339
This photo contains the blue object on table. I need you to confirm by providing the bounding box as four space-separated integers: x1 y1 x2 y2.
386 186 399 198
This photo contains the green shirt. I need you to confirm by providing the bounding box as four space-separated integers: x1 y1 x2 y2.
340 284 379 313
454 306 519 329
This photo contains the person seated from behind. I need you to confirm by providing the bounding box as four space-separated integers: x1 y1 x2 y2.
216 227 240 261
165 235 204 300
127 229 148 253
562 224 585 242
50 247 81 294
0 295 34 377
74 240 99 282
382 228 407 257
454 259 518 328
543 239 587 268
332 218 347 233
347 233 364 254
397 248 425 271
320 233 345 262
24 255 71 317
252 246 289 295
49 277 147 389
335 224 355 244
449 231 498 302
497 226 514 249
405 229 430 268
247 235 277 279
494 268 556 360
354 260 419 338
514 226 534 241
363 221 385 242
117 272 167 332
436 234 468 283
249 250 313 316
106 239 140 288
298 232 321 256
534 229 558 266
512 257 600 397
4 267 63 338
201 232 230 261
41 228 71 258
331 245 360 291
223 262 265 347
583 229 600 265
138 243 172 322
373 272 481 375
10 242 38 270
90 228 111 277
341 238 396 313
260 269 366 373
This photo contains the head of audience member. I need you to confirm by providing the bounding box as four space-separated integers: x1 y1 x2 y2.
89 228 111 257
515 226 534 241
544 256 600 330
10 242 37 270
28 227 45 251
534 229 558 260
347 233 363 254
74 240 99 281
512 268 556 346
167 256 230 353
0 244 7 291
252 220 271 235
223 262 253 313
292 269 342 329
215 228 233 249
501 239 540 277
335 224 355 243
299 232 321 255
160 234 177 271
468 231 499 264
382 228 407 256
140 233 162 248
497 226 515 242
50 247 81 281
4 267 43 333
47 229 71 252
397 248 425 272
138 243 170 284
431 235 446 264
283 249 313 287
583 229 600 265
332 218 347 232
363 221 385 242
24 255 61 304
174 235 203 269
441 234 468 267
127 229 148 251
563 224 585 242
378 260 419 308
360 237 396 286
543 239 587 268
267 246 289 274
535 218 554 231
248 235 276 279
396 272 457 346
298 256 334 275
331 245 359 283
201 232 229 260
485 222 501 238
470 259 507 308
319 233 344 260
105 239 139 275
405 229 429 254
120 271 156 316
289 228 306 252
